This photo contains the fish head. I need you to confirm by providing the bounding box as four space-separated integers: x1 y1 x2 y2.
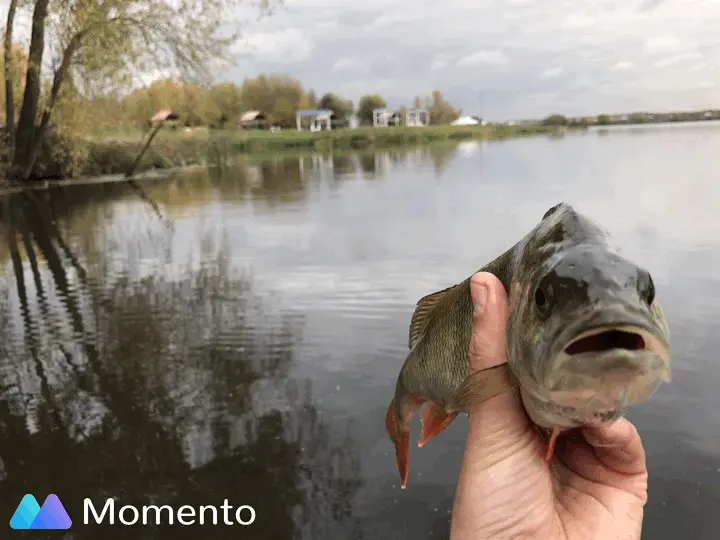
506 203 671 430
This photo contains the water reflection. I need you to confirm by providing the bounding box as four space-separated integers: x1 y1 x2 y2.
0 194 362 538
1 128 720 539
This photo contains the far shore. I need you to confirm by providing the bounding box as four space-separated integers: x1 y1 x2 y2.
5 122 567 184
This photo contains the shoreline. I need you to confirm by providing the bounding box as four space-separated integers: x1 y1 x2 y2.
1 123 569 192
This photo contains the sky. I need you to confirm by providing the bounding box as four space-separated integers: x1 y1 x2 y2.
228 0 720 120
2 0 719 121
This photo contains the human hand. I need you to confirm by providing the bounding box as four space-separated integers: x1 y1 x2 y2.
449 272 648 540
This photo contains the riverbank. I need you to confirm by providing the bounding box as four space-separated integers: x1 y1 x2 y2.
79 123 566 177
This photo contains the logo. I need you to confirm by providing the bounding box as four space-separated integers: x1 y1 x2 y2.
10 494 72 530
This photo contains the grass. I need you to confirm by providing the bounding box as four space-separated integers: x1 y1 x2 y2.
77 122 567 177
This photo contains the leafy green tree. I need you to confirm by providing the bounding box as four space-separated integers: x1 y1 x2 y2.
239 74 304 126
597 114 612 125
3 0 282 182
0 41 26 126
357 94 387 125
413 90 460 124
318 92 353 122
542 114 568 126
207 82 244 127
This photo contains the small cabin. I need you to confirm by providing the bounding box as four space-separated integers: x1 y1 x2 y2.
372 108 401 128
239 110 267 130
296 109 333 131
406 108 429 127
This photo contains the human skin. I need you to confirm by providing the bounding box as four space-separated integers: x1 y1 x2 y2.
449 272 647 540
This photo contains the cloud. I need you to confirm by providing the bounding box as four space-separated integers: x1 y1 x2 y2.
3 0 719 120
223 0 720 119
238 28 314 63
539 67 564 79
333 57 368 73
457 50 508 67
644 35 683 52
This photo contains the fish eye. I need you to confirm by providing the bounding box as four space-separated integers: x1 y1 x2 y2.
534 283 553 318
637 269 655 305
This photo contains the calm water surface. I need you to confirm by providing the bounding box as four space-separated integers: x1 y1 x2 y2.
1 123 720 539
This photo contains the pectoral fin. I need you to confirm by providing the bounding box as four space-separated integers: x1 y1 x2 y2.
453 363 518 410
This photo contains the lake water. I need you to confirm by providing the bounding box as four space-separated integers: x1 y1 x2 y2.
1 122 720 539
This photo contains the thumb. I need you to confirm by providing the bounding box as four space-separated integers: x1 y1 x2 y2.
466 272 529 444
469 272 509 372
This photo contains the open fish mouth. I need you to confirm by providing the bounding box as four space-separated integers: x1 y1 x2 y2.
564 327 647 356
548 323 670 387
521 324 670 429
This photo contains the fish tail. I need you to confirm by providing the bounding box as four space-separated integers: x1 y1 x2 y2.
385 393 421 488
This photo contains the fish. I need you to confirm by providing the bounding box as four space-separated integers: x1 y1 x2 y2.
385 202 671 488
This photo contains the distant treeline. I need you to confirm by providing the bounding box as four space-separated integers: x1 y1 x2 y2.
120 75 464 129
540 109 720 128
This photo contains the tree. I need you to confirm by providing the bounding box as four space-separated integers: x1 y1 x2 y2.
240 74 305 127
541 114 568 126
318 92 353 123
306 89 318 109
3 0 282 182
356 94 386 125
597 114 612 125
2 0 25 160
415 90 460 125
0 40 27 125
207 82 244 127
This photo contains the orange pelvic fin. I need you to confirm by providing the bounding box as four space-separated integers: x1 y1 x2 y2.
418 402 458 448
385 396 421 488
545 427 561 463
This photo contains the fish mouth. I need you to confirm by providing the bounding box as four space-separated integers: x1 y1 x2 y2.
563 327 648 357
521 317 670 429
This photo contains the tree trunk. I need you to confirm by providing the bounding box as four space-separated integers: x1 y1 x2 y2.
11 0 49 182
22 33 84 180
3 0 18 161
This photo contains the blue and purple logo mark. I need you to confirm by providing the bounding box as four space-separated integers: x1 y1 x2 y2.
9 494 72 530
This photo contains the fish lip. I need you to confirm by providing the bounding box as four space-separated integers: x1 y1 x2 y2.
547 306 669 373
523 306 671 412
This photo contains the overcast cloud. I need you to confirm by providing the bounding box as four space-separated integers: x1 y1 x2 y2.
2 0 719 120
231 0 720 120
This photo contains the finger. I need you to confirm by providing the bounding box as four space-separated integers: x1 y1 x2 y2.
552 419 646 484
469 272 509 372
465 272 529 452
582 419 647 476
551 422 648 503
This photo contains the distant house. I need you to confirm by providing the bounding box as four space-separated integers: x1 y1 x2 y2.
372 108 401 127
150 110 179 123
451 115 480 126
296 109 333 131
239 110 267 130
406 108 429 127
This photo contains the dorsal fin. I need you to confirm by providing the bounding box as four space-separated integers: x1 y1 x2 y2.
408 284 457 349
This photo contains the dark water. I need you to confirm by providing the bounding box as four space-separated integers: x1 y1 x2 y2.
1 124 719 539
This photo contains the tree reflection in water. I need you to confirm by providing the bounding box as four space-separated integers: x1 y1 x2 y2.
0 191 362 539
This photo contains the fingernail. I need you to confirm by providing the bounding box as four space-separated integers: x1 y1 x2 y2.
474 285 488 316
